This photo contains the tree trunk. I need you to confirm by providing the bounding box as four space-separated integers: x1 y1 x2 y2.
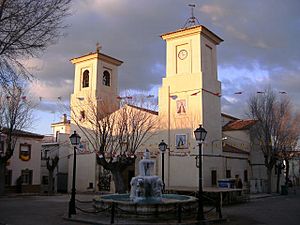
285 159 290 186
0 161 6 195
267 168 272 194
48 171 54 195
111 169 126 194
276 163 282 193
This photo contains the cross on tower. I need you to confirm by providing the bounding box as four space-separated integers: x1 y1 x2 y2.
96 42 102 53
183 4 200 28
189 4 195 23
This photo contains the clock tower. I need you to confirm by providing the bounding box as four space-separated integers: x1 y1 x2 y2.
158 25 223 188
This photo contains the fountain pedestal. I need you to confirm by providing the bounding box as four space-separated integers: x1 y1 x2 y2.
130 149 163 203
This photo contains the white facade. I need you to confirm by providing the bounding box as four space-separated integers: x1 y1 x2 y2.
68 49 123 192
41 116 71 193
4 132 43 193
222 117 286 193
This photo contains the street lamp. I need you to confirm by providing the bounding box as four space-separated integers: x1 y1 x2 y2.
211 137 227 153
68 131 81 218
194 125 207 221
159 140 168 192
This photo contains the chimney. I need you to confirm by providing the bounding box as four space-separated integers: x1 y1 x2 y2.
62 114 67 123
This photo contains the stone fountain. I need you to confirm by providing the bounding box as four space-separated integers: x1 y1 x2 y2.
94 149 197 215
130 149 163 203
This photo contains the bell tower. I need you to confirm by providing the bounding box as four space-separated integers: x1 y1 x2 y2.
158 23 223 188
70 46 123 124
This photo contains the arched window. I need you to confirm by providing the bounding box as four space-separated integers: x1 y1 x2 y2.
103 70 110 86
82 70 89 88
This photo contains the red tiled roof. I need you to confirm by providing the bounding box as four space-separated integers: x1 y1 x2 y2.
223 119 256 131
223 143 249 155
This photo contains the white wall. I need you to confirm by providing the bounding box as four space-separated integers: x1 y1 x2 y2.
7 137 42 186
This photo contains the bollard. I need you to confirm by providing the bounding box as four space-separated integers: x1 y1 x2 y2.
216 194 222 219
177 203 182 223
111 202 115 224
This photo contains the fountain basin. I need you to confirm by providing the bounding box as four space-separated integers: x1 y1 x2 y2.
93 193 197 215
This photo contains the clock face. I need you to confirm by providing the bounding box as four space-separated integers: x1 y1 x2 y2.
178 49 188 60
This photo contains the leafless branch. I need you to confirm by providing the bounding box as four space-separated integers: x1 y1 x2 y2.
0 0 71 85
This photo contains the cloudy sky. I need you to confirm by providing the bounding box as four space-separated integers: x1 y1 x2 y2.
27 0 300 134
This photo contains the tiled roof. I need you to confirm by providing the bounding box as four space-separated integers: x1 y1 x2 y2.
51 120 70 126
221 113 240 121
127 104 158 115
1 128 44 139
223 119 256 131
223 143 249 155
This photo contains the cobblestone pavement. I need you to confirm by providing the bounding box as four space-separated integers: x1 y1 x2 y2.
0 189 299 225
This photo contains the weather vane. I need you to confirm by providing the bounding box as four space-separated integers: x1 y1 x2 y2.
183 4 200 28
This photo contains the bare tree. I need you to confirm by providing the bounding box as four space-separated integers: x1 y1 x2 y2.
248 88 300 193
71 97 159 193
0 81 34 194
276 103 300 187
46 155 59 195
0 0 71 86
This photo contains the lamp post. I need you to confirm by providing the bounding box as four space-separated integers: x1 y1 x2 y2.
68 131 81 218
0 133 4 156
159 140 168 192
194 125 207 221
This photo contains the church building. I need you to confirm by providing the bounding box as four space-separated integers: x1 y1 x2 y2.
64 18 285 194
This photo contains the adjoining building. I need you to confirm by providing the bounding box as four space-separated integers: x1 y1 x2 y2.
1 130 44 193
41 114 71 193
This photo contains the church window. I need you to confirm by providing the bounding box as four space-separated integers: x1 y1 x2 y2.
103 70 110 86
82 70 89 88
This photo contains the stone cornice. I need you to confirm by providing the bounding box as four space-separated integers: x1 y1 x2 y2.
161 25 223 45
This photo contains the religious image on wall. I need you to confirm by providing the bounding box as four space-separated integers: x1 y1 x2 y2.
77 140 92 154
19 144 31 161
176 99 187 114
176 134 188 149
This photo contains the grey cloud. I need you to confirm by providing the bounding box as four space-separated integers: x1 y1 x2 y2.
28 0 300 118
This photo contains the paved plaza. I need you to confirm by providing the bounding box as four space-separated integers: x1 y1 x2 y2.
0 189 300 225
217 190 300 225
